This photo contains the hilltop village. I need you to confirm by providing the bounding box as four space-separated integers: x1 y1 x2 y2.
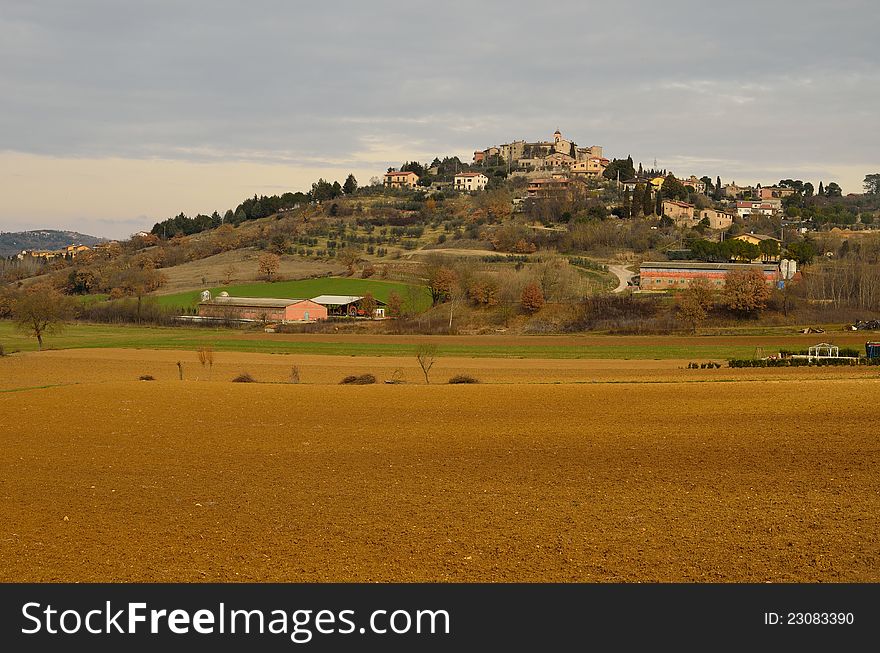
2 128 880 339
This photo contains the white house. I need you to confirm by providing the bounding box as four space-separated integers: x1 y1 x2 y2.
454 172 489 192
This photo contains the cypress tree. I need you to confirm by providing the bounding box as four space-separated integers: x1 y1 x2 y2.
643 185 653 216
655 188 663 216
631 185 643 217
715 176 722 200
817 181 824 196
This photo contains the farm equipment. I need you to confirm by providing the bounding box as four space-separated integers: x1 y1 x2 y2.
849 320 880 331
867 342 880 360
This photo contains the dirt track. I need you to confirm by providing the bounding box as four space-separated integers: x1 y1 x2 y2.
1 369 878 582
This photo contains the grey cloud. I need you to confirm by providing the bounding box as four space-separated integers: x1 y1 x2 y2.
1 0 878 186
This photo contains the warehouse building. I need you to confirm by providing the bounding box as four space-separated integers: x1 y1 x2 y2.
639 262 779 290
197 293 328 322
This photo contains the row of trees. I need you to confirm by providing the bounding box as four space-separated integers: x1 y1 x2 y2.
150 175 359 238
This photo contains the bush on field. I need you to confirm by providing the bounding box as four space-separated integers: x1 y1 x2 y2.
232 372 257 382
448 374 479 384
340 373 377 385
567 294 661 332
139 374 155 381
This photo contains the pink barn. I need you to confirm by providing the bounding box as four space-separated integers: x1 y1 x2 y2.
197 295 327 323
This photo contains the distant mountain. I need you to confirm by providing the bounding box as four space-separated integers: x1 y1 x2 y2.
0 230 106 258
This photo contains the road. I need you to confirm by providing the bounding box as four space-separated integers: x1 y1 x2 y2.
608 264 635 293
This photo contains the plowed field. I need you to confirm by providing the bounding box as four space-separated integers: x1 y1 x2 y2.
1 351 877 582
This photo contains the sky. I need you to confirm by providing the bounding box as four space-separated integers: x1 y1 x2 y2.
1 0 878 239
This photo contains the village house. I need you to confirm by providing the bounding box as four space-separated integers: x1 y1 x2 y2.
623 176 664 192
454 171 489 192
662 200 695 223
736 199 782 218
542 152 576 169
383 170 420 189
680 176 706 194
758 186 796 200
527 176 572 198
570 157 608 177
723 182 757 199
639 261 780 290
697 208 735 230
733 233 782 262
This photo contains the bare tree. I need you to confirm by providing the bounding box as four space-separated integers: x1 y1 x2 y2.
415 344 437 384
258 253 280 281
12 285 74 350
197 346 215 379
221 264 237 286
676 278 715 333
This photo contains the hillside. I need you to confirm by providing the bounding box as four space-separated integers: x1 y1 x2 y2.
0 230 105 257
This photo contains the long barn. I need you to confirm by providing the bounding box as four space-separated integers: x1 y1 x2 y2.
197 294 327 323
639 261 779 290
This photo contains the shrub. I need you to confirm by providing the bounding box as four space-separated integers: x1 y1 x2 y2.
139 374 155 381
448 374 479 384
289 366 300 384
340 373 377 385
232 372 256 383
0 344 4 357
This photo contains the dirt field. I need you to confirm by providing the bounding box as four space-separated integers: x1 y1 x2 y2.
2 348 879 389
1 349 878 583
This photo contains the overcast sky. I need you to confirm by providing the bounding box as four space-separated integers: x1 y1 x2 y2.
1 0 878 238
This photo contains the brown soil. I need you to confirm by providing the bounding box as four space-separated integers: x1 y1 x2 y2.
1 365 877 582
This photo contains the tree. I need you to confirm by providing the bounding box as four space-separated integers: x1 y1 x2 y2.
655 188 663 216
630 185 643 218
722 270 771 316
520 282 545 313
415 344 437 384
786 240 816 265
343 174 358 195
803 182 814 197
602 157 636 182
715 176 723 201
338 247 362 276
677 278 715 333
661 174 688 201
221 264 237 286
863 173 880 195
817 181 824 197
258 253 280 281
427 266 458 305
387 291 402 318
700 176 713 195
359 292 377 319
642 185 653 216
825 182 842 197
197 346 214 380
12 285 74 350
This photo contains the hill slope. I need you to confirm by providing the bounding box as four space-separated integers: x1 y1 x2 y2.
0 230 105 257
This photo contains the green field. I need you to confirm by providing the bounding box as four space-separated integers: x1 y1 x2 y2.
155 277 431 310
0 321 862 360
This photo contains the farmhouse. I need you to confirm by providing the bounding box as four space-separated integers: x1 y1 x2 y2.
311 294 387 318
197 294 328 323
639 261 780 289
